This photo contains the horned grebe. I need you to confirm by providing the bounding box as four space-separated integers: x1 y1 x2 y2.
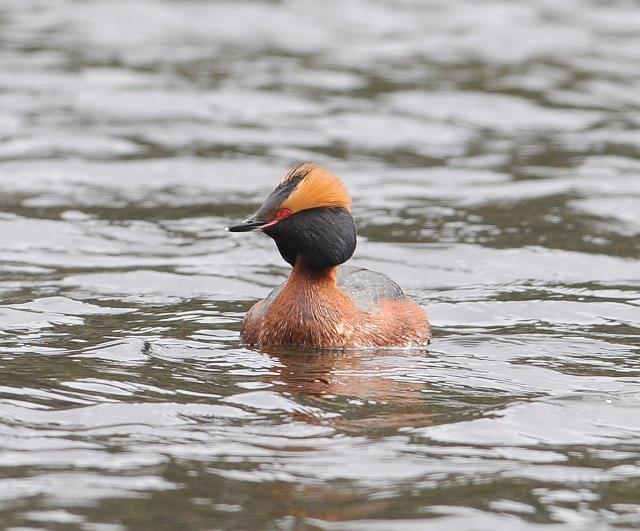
228 163 431 349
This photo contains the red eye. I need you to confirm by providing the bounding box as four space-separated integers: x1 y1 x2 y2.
261 208 293 230
275 208 292 220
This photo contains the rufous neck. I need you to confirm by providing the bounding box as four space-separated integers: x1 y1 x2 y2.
289 259 337 284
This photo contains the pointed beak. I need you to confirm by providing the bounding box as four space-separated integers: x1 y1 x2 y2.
227 217 268 232
227 206 293 233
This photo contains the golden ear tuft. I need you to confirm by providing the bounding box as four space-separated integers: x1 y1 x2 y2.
281 163 351 213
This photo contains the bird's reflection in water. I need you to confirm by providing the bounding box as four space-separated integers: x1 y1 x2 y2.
237 348 440 523
262 347 440 433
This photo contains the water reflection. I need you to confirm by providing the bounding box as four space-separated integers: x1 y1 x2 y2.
266 349 439 431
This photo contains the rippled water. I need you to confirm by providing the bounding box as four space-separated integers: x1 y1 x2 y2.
1 0 639 529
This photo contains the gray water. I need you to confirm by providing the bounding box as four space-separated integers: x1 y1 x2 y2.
0 0 639 529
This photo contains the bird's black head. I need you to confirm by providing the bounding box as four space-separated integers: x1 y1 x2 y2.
228 163 357 270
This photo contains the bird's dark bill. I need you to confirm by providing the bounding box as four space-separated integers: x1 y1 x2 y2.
227 218 267 232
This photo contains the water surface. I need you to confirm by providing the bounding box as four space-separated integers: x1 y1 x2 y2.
0 0 639 529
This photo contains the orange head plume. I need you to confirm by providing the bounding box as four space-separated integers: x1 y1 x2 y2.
279 163 351 213
227 163 357 268
228 163 352 232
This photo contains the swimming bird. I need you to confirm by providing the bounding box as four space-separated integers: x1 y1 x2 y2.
228 163 431 349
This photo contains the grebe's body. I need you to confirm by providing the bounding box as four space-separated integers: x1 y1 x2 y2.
228 164 431 350
242 265 430 349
